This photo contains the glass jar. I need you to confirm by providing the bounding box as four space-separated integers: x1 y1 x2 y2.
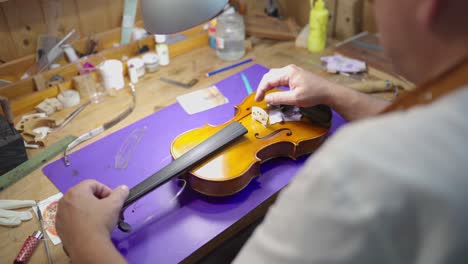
215 11 245 61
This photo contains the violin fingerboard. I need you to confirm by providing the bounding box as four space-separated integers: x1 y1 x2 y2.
123 121 248 208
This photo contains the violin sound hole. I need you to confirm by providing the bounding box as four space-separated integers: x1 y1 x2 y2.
255 128 292 140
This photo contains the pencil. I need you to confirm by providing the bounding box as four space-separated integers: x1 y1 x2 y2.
206 58 253 77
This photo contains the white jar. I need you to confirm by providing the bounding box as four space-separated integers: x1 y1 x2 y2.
215 10 245 61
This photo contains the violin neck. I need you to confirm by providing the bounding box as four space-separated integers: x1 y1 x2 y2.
123 121 248 208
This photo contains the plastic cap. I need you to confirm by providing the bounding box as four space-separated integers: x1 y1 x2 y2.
222 6 235 15
127 57 144 68
314 0 325 9
142 53 159 65
154 34 167 43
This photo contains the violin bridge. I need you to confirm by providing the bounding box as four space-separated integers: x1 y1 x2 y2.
251 106 269 127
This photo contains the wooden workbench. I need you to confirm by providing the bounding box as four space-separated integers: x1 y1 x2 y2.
0 40 399 263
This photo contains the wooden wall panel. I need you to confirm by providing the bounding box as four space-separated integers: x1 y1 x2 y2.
48 0 82 36
0 7 18 62
334 0 363 40
1 0 47 57
0 0 137 63
75 0 113 35
108 0 124 31
363 0 378 33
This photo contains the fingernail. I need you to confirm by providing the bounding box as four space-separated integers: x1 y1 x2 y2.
119 185 129 191
265 94 272 103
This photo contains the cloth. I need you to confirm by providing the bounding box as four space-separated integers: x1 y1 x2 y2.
321 55 367 74
234 86 468 264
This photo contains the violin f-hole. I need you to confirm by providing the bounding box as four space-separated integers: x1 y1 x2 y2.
255 128 292 140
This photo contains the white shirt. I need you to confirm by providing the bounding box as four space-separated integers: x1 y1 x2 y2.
234 86 468 264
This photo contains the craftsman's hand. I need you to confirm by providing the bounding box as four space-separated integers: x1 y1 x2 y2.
255 64 390 121
56 180 129 263
255 64 338 107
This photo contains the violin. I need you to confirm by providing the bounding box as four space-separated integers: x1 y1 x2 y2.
118 90 331 232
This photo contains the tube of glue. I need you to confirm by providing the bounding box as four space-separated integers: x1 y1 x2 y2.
14 231 43 264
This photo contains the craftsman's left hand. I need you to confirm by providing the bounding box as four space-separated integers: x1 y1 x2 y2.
56 180 129 259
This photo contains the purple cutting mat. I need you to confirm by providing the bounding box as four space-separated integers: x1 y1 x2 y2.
43 64 346 263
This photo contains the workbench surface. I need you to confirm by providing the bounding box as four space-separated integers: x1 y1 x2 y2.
0 40 397 263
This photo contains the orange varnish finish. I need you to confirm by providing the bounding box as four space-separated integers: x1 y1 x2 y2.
171 90 330 196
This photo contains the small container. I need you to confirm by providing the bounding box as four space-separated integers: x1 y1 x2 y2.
98 59 125 91
308 0 329 52
142 52 159 73
73 72 105 104
215 8 245 61
155 34 170 66
128 65 139 84
127 57 145 77
63 44 79 62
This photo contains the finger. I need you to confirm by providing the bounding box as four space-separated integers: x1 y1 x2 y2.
80 180 113 199
265 91 299 106
255 67 292 101
107 185 129 208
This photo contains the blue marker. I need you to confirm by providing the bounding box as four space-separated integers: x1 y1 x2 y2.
241 73 253 95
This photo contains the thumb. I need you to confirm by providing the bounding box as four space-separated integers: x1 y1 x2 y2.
108 185 129 207
265 91 298 106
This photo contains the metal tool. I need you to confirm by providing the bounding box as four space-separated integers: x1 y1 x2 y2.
0 135 77 191
64 84 137 166
54 101 91 131
159 77 198 88
36 202 52 264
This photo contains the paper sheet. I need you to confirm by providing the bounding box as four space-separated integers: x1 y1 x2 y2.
176 86 228 115
34 193 63 245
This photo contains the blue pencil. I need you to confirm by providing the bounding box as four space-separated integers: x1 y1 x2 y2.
206 58 253 77
241 73 253 95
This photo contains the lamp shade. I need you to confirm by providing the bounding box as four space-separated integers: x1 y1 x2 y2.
141 0 229 34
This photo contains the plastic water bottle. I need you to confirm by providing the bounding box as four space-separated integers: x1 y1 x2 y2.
216 8 245 61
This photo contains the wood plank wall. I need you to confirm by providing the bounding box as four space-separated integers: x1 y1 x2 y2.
0 0 375 63
247 0 377 39
0 0 142 63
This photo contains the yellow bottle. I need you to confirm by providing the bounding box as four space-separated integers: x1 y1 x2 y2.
308 0 329 52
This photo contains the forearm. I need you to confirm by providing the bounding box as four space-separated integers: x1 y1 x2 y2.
68 234 127 264
326 83 390 121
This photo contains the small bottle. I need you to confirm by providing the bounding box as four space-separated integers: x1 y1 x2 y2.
215 7 245 61
155 34 170 66
308 0 329 52
208 19 217 49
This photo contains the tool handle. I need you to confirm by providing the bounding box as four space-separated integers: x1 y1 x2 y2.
14 234 41 264
0 96 14 125
349 80 393 93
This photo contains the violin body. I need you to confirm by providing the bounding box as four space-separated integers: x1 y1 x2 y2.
171 90 330 196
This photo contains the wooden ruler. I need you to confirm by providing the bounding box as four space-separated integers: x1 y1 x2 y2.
0 135 77 191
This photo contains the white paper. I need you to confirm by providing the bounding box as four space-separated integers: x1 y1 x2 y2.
34 193 63 245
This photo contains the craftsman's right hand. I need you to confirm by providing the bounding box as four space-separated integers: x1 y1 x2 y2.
255 64 339 107
56 180 129 258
